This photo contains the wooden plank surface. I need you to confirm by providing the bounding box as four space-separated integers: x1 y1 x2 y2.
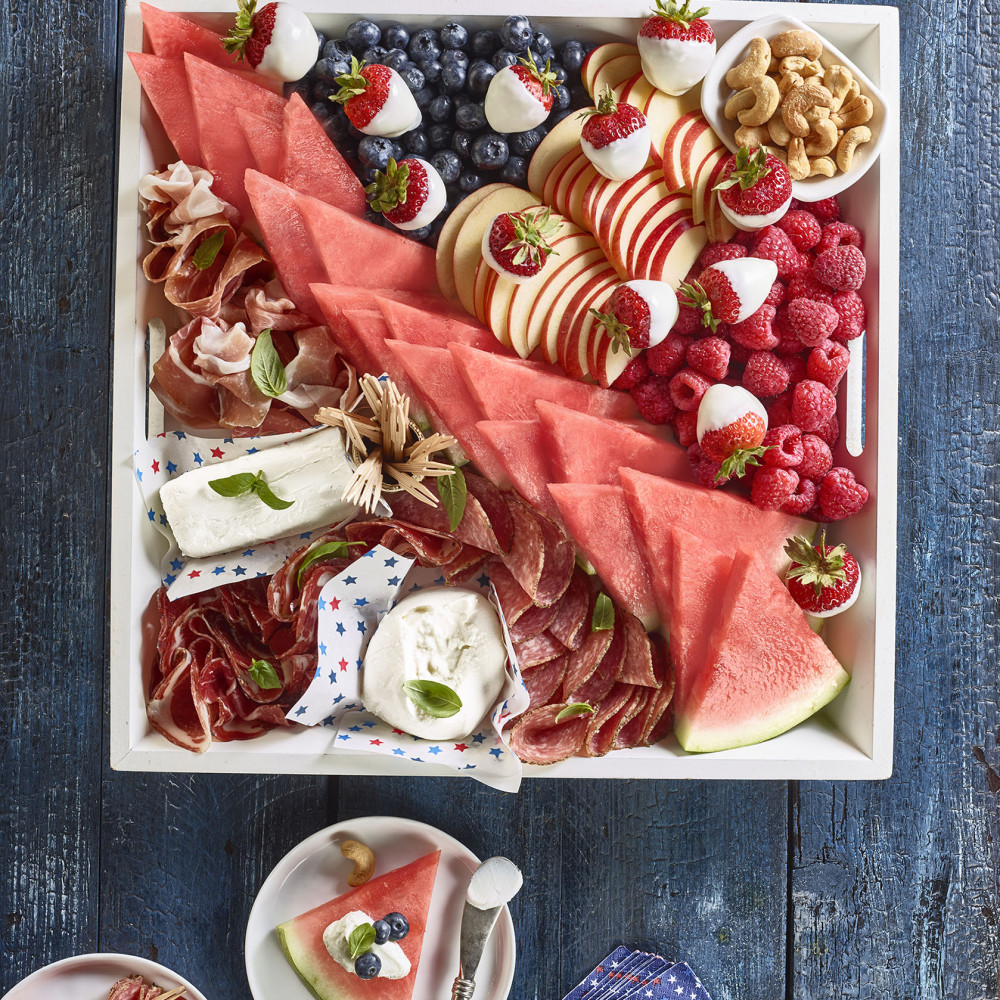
2 1 999 999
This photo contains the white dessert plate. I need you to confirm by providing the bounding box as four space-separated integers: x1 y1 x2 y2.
2 953 208 1000
701 13 888 201
245 815 517 1000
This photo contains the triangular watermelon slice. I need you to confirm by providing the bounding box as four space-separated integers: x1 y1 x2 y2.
475 420 561 523
128 52 202 165
675 549 849 752
140 3 235 67
378 297 499 352
309 284 468 318
283 94 366 217
245 170 327 319
277 851 441 1000
384 341 508 485
547 482 659 630
535 400 689 484
237 107 284 178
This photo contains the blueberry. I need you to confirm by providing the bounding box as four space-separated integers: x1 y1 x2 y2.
346 19 381 52
372 919 392 946
472 29 501 57
408 28 441 63
441 63 467 93
390 140 406 162
550 61 568 85
283 79 311 102
453 92 474 109
417 56 442 83
402 224 432 242
467 59 496 96
365 205 388 227
355 953 382 979
359 166 379 186
532 31 554 60
471 132 509 170
440 49 469 70
324 110 351 142
311 79 334 102
492 48 520 71
452 130 473 158
428 123 453 150
551 83 572 110
455 102 487 131
561 39 586 73
411 86 436 110
309 98 333 120
361 45 389 65
499 15 533 53
384 23 409 50
547 105 575 127
403 128 429 157
315 56 350 82
383 47 409 71
428 94 453 123
459 169 484 192
399 64 426 91
439 22 468 50
358 135 394 170
509 126 546 156
314 31 327 57
431 149 462 184
502 155 528 185
324 38 353 62
384 913 410 940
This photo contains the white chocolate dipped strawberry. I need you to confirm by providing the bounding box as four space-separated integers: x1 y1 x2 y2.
590 280 679 353
365 157 446 232
714 146 793 232
578 86 651 182
696 383 769 480
484 50 557 134
332 57 421 138
680 257 778 330
223 0 318 82
482 207 561 284
785 531 862 618
637 0 716 97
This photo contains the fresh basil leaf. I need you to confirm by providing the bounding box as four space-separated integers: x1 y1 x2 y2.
249 658 282 690
437 466 467 532
208 471 258 498
192 230 225 270
297 540 365 588
555 703 595 722
402 679 463 719
575 552 596 575
591 592 614 631
348 922 376 960
253 477 295 510
250 329 288 398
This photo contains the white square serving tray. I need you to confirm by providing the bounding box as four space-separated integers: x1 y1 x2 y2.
110 0 899 780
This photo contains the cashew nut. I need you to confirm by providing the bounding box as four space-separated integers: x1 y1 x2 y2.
779 56 822 78
831 95 874 130
781 83 834 137
804 105 831 124
808 156 836 177
725 88 756 120
736 75 781 127
770 29 823 61
836 125 872 172
341 839 376 886
767 54 780 74
804 118 838 156
734 123 771 147
823 65 855 110
726 37 772 89
778 71 804 98
768 145 788 165
767 111 792 146
786 137 810 180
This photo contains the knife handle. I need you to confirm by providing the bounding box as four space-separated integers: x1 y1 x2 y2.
451 976 476 1000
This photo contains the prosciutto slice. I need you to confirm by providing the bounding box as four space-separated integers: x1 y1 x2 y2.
107 975 169 1000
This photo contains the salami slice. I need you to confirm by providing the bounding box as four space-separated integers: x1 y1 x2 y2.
514 630 567 669
508 600 559 644
389 487 506 555
614 688 652 750
618 613 660 687
440 544 490 581
561 625 614 699
579 683 635 757
488 561 535 624
547 567 593 650
641 636 675 746
501 493 546 598
522 655 567 709
585 685 646 757
532 507 576 607
465 473 515 552
566 618 626 703
508 703 590 764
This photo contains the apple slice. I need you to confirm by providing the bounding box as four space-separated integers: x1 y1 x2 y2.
582 42 638 96
549 150 592 227
436 182 506 301
553 261 620 378
565 162 603 234
593 55 644 101
596 168 667 264
678 118 720 191
622 191 692 277
452 185 540 316
528 112 584 199
473 257 496 327
645 85 703 169
540 253 617 367
646 221 708 286
691 144 728 225
484 243 550 351
662 110 704 192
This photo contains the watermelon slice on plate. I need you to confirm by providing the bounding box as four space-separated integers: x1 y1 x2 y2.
140 2 234 68
675 549 850 752
277 851 441 1000
378 298 500 352
128 52 202 165
475 420 561 524
237 107 285 178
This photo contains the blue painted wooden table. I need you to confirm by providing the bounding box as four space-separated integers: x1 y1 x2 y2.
1 1 998 997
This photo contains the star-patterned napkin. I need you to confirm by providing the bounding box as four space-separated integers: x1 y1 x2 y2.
285 545 531 792
563 948 712 1000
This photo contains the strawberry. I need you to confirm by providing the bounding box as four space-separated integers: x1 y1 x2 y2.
578 87 651 181
223 0 318 82
484 50 556 133
784 531 862 617
482 207 561 283
591 279 679 353
332 57 420 137
365 158 446 231
679 257 778 331
696 383 769 480
714 147 793 232
637 0 716 96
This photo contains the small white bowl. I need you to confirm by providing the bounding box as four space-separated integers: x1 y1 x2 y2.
701 14 888 202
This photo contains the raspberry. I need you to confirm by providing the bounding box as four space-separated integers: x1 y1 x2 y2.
767 391 794 427
646 332 688 376
731 229 756 248
632 374 677 424
816 221 864 254
788 298 839 347
728 340 753 365
798 434 833 480
777 210 822 251
751 466 799 511
762 424 803 467
787 271 834 304
791 379 837 432
764 279 787 307
773 306 802 355
672 410 698 447
697 455 728 488
813 245 867 291
780 352 807 386
819 467 869 520
831 290 866 342
613 353 651 391
811 196 841 223
743 351 790 398
672 290 702 336
808 339 851 392
686 336 730 380
669 369 712 411
686 442 702 469
699 242 747 269
751 226 807 280
729 303 778 350
816 412 840 446
780 476 817 515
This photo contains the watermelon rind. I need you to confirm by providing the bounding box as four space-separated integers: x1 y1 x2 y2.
277 921 335 1000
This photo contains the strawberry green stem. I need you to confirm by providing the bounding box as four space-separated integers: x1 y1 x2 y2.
222 0 258 59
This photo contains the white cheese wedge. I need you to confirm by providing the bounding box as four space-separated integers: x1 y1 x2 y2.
159 429 360 559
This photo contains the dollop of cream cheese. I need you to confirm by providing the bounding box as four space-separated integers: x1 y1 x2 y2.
362 587 508 740
323 910 411 980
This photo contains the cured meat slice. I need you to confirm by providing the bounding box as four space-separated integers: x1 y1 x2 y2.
618 614 659 688
344 519 462 567
566 617 626 703
488 562 534 625
388 483 507 556
514 630 566 670
465 475 514 552
522 656 567 709
613 688 652 750
501 494 546 598
584 685 643 757
508 704 590 764
547 568 592 651
107 974 168 1000
579 683 634 757
561 624 614 698
508 602 559 645
532 508 576 608
639 639 675 746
